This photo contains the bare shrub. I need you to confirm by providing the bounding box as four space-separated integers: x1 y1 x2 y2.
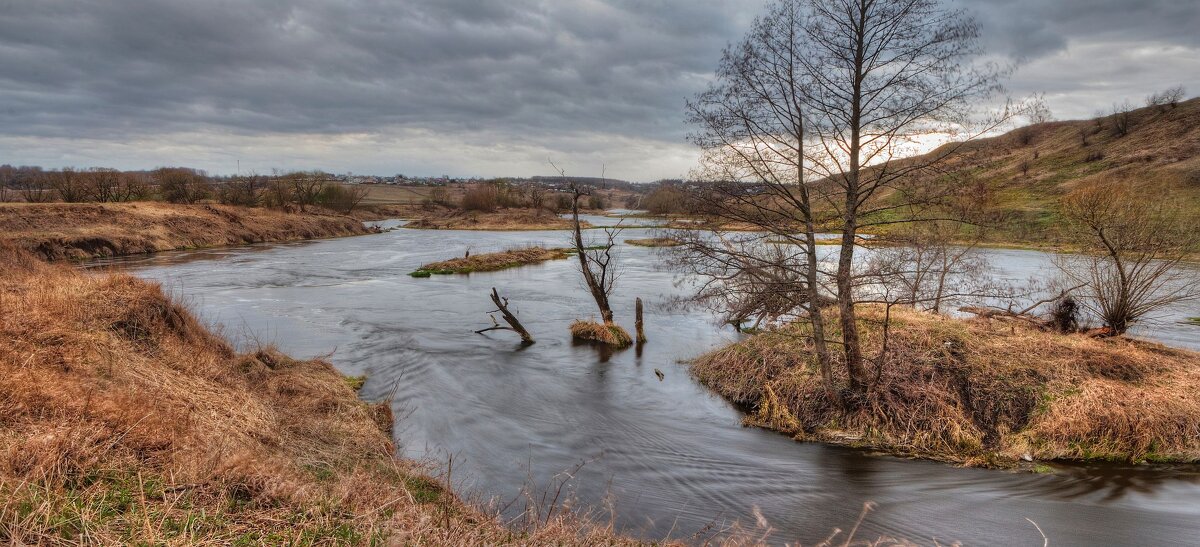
1109 101 1134 137
1145 85 1186 112
1047 295 1081 333
318 184 368 214
460 184 499 212
216 175 266 207
1055 180 1200 334
286 171 329 211
643 185 691 215
423 186 453 208
154 167 212 204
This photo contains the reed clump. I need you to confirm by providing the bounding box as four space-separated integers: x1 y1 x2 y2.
569 320 633 348
411 246 571 276
691 305 1200 466
0 244 645 545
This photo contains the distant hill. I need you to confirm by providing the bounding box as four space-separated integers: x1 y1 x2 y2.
903 97 1200 244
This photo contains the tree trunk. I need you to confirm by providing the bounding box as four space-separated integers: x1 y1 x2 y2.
572 189 615 323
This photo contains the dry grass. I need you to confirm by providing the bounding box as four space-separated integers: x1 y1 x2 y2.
625 238 683 248
692 306 1200 466
570 321 634 348
0 244 650 545
0 202 374 261
411 247 571 276
405 208 587 231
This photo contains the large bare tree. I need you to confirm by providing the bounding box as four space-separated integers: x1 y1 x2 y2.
798 0 1006 390
681 0 1009 395
682 0 837 394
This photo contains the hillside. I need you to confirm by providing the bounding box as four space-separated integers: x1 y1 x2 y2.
901 97 1200 244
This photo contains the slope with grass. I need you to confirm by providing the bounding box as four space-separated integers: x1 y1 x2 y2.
0 202 375 261
0 245 641 545
872 98 1200 245
692 306 1200 467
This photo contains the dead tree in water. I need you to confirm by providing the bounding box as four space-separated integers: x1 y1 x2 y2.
569 181 621 324
475 287 534 345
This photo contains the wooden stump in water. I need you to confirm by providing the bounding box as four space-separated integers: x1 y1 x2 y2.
635 297 646 344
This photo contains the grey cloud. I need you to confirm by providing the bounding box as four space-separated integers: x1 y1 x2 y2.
0 0 1197 179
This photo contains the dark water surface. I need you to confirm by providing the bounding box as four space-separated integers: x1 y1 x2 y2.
98 222 1200 546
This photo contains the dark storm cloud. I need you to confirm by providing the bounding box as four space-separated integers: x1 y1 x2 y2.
0 0 749 142
0 0 1197 177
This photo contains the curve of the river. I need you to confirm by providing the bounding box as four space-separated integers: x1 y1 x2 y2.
97 219 1200 546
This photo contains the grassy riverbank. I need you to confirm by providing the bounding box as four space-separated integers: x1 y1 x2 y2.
692 306 1200 467
411 246 572 276
0 202 375 261
404 207 586 231
0 245 644 545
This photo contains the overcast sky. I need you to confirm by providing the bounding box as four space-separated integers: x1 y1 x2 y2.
1 0 1197 181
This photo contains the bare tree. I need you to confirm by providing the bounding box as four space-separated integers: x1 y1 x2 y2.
798 0 1008 390
50 168 89 203
0 165 12 203
1146 86 1186 112
155 167 212 204
217 174 266 207
287 171 329 211
682 0 837 394
1055 180 1200 335
569 181 621 324
1015 95 1053 146
84 168 122 202
15 168 53 203
1109 100 1135 137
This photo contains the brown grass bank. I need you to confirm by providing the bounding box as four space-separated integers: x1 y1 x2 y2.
625 238 683 248
405 207 587 231
411 246 571 276
0 245 645 545
0 202 375 261
691 306 1200 467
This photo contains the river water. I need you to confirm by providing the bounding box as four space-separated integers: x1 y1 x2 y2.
96 219 1200 545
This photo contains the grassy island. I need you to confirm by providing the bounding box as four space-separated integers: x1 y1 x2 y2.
692 306 1200 467
410 246 573 276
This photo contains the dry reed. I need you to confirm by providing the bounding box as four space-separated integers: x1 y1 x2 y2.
691 306 1200 466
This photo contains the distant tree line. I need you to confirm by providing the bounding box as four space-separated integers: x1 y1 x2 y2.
0 165 368 214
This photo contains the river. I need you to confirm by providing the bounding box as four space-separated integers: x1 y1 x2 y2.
95 219 1200 546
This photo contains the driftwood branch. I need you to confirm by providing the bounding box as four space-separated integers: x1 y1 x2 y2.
475 287 535 345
